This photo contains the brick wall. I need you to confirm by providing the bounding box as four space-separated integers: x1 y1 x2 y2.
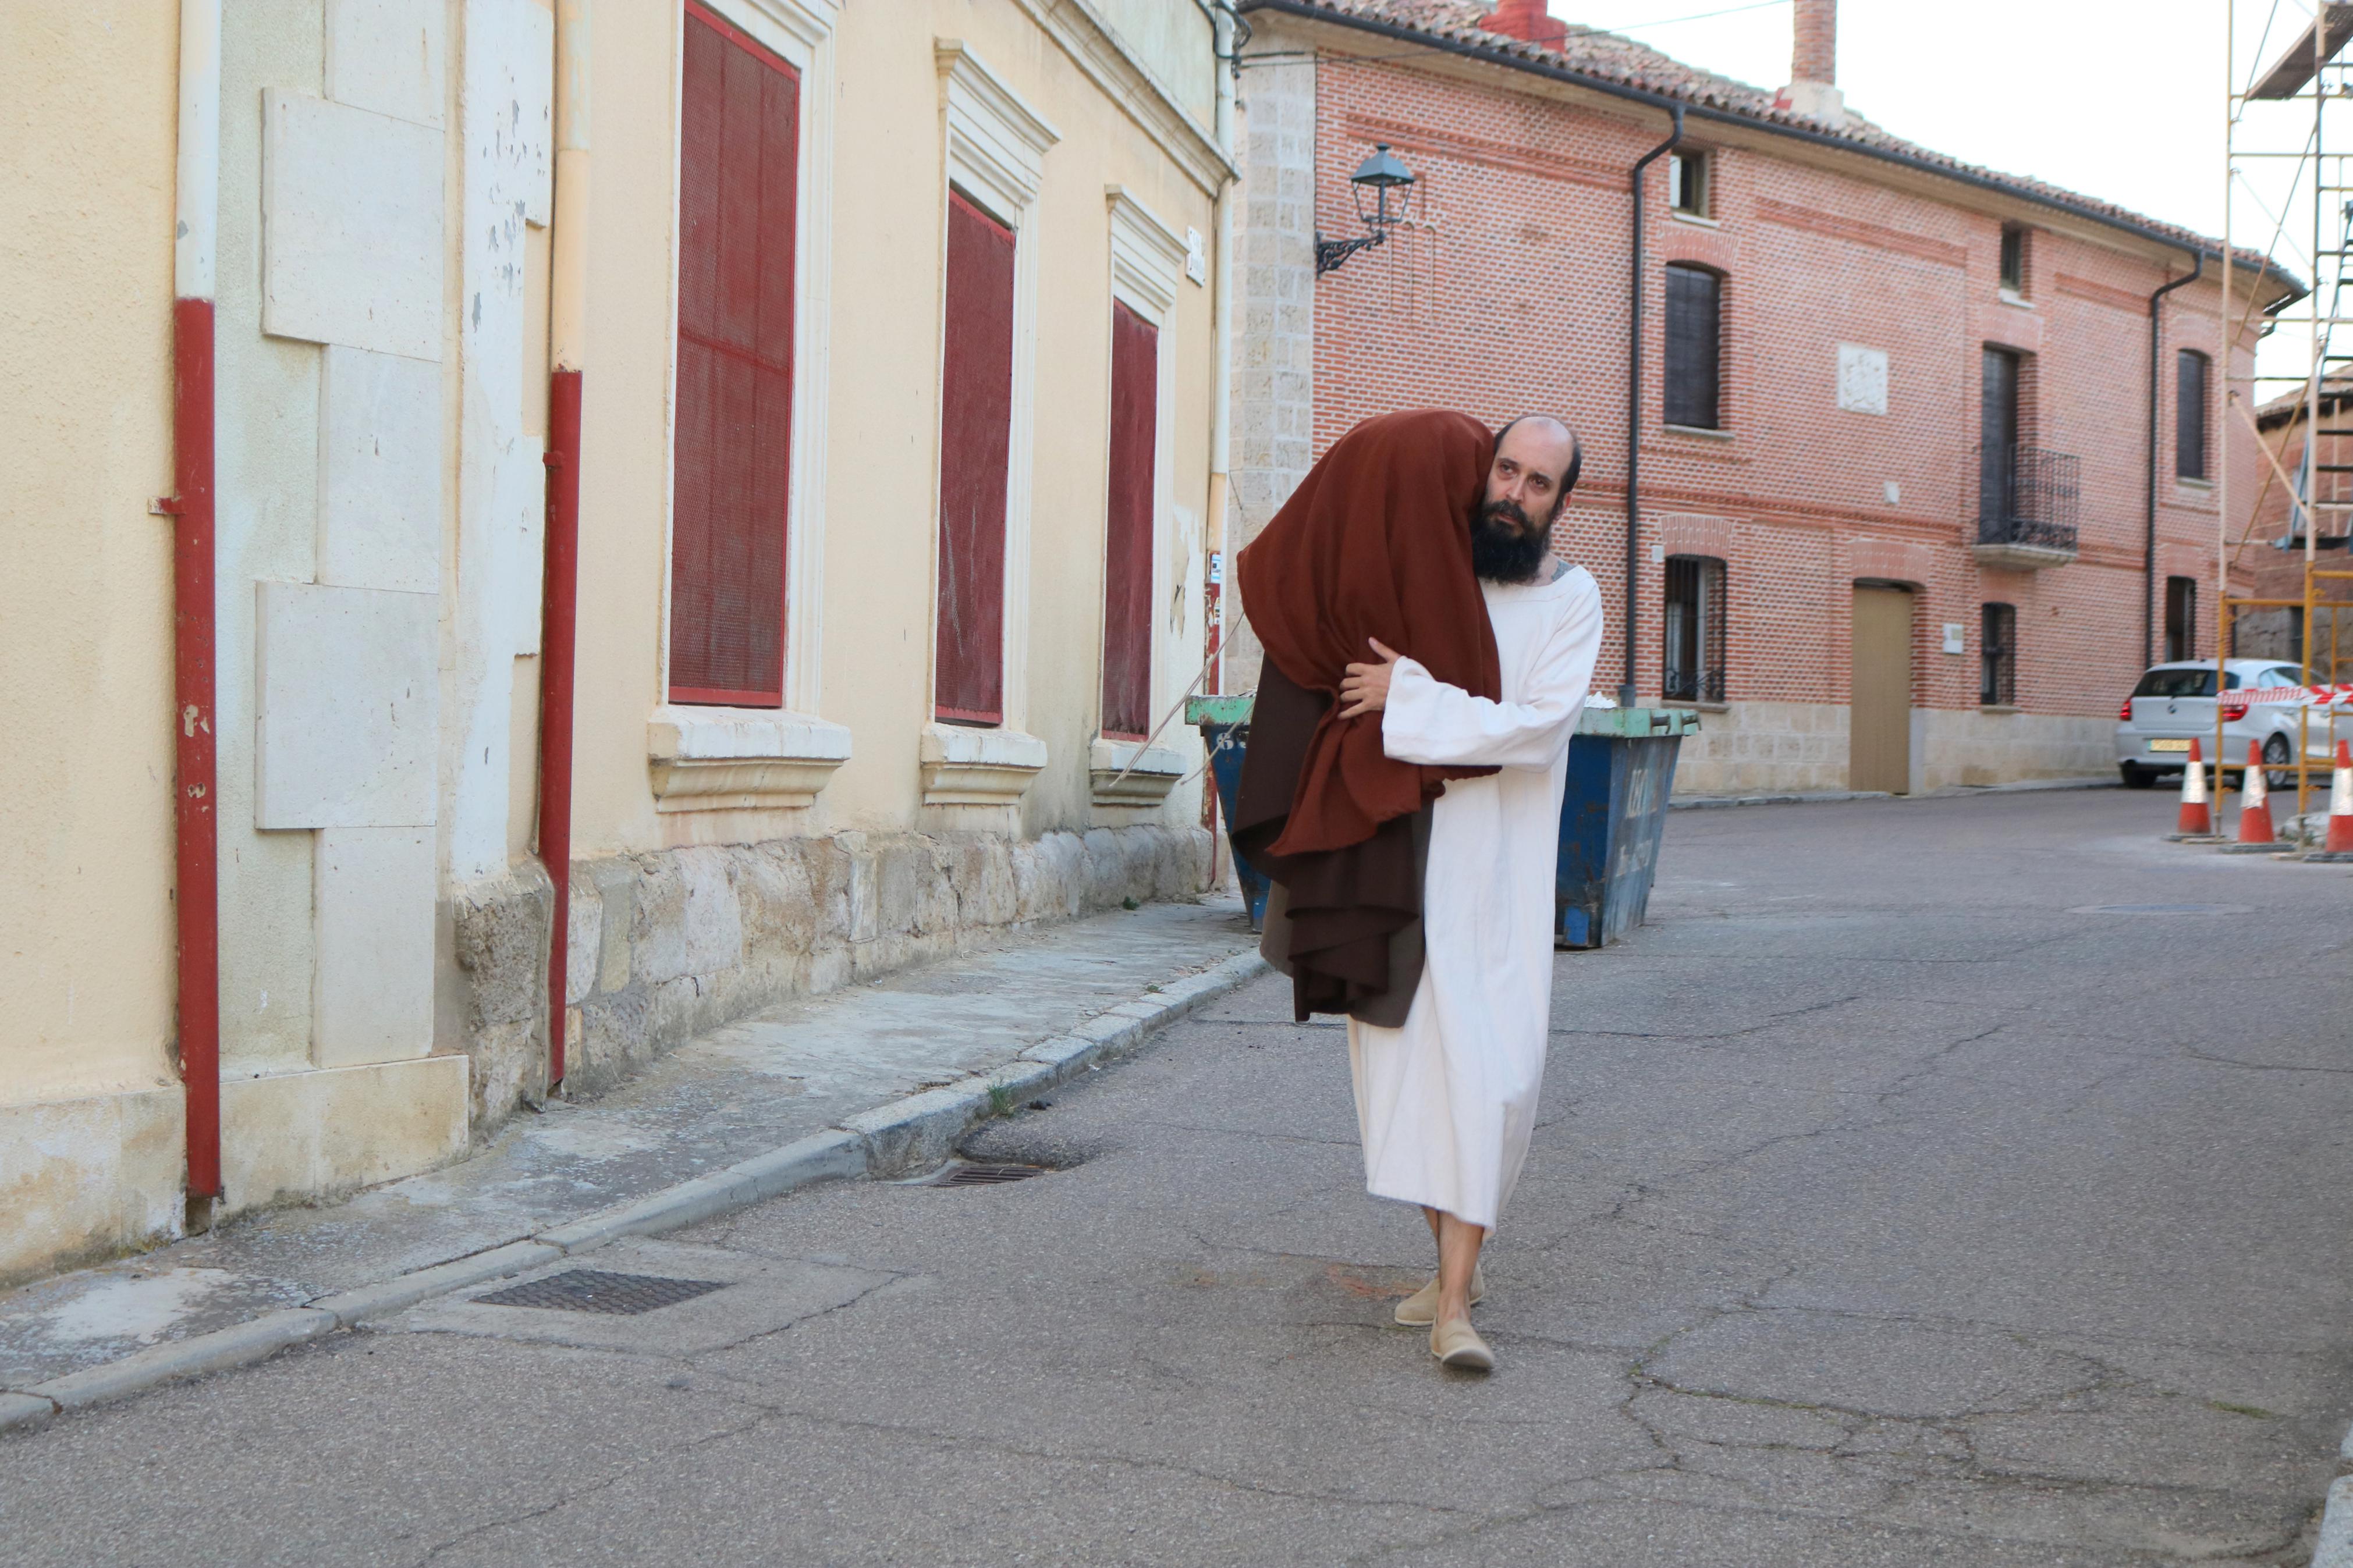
1241 34 2266 791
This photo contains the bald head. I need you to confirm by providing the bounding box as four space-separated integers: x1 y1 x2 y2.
1488 415 1580 522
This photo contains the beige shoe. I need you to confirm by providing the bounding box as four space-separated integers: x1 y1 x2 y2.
1392 1265 1487 1327
1429 1318 1495 1372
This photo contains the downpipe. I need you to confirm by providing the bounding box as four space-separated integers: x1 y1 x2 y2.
538 0 590 1087
1622 106 1682 708
173 0 223 1214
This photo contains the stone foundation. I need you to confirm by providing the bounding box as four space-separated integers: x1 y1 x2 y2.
447 824 1213 1124
1670 702 2115 796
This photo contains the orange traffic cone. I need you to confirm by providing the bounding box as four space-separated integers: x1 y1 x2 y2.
2173 738 2212 837
2323 741 2353 856
2231 740 2276 847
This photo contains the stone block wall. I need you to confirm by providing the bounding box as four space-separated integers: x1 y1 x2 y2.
1669 701 2115 796
446 824 1212 1128
1670 703 1852 795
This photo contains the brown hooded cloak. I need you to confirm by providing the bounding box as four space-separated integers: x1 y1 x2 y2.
1230 409 1502 1021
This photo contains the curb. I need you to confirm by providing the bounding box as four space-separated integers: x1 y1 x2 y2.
1668 776 2120 813
0 948 1269 1435
2315 1473 2353 1568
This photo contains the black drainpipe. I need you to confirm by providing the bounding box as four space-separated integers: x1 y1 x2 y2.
1623 105 1683 707
2145 251 2203 666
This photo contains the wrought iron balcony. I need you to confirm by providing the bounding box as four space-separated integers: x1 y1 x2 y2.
1973 445 2080 569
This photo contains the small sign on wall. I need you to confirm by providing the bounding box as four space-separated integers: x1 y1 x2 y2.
1837 344 1890 415
1942 623 1966 655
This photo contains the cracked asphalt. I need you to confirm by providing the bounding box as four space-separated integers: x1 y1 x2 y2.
3 789 2351 1566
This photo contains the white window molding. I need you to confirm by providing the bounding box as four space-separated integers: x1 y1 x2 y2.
656 0 837 717
931 40 1057 793
1089 736 1190 810
921 721 1049 807
648 705 851 813
1101 187 1187 791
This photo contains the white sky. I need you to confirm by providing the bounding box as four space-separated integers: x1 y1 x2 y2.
1553 0 2334 392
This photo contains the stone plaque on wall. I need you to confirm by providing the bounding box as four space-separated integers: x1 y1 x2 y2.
1837 343 1889 415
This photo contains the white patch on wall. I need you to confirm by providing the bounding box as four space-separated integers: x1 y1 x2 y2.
1836 343 1889 417
1883 480 1901 506
447 0 556 881
313 827 435 1066
261 90 445 361
1942 623 1966 655
319 346 442 594
255 582 439 829
1184 226 1208 286
325 0 446 128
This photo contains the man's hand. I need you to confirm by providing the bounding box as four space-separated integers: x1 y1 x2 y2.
1337 638 1403 720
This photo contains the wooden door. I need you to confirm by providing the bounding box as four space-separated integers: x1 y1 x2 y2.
1851 585 1914 794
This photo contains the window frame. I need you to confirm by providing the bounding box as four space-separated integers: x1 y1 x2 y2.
658 0 836 717
1099 189 1186 745
929 42 1058 737
2176 349 2210 481
2164 575 2198 664
1998 223 2028 297
1668 150 1710 219
1662 261 1724 432
1662 554 1727 703
1980 602 2018 707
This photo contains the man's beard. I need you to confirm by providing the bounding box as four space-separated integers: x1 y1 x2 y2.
1470 500 1549 583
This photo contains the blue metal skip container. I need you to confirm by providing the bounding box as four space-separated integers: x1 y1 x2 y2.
1555 707 1699 950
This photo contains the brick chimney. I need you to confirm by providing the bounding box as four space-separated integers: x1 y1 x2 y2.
1480 0 1567 49
1777 0 1846 126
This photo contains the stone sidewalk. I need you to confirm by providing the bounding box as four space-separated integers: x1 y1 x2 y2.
0 895 1258 1406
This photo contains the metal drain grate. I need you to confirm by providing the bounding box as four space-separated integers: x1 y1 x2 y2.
472 1268 729 1315
926 1163 1047 1187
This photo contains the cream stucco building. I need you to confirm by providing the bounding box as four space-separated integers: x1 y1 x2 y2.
1 0 1234 1286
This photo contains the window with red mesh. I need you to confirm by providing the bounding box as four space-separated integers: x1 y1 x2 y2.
935 190 1016 726
669 1 798 707
1101 301 1158 740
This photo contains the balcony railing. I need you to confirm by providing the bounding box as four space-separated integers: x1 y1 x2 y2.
1976 445 2080 556
1973 445 2079 567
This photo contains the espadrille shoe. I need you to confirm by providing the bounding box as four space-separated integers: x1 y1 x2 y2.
1430 1318 1495 1372
1392 1266 1488 1327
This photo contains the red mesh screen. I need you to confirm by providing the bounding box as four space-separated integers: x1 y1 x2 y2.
670 2 798 707
1101 301 1158 739
935 191 1017 725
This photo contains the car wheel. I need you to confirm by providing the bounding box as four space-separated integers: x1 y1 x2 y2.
2120 763 2158 790
2264 733 2295 791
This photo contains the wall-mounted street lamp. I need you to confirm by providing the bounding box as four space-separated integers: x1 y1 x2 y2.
1315 144 1417 275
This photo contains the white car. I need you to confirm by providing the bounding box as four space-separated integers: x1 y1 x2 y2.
2114 659 2341 789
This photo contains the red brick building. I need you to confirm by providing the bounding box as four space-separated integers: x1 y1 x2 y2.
1223 0 2295 792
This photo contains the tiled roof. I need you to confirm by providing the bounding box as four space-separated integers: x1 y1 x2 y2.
1242 0 2290 290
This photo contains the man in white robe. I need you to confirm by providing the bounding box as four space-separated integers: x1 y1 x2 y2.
1336 415 1604 1371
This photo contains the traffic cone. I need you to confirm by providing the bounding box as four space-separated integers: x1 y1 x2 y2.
2235 740 2276 845
2326 741 2353 854
2174 738 2212 836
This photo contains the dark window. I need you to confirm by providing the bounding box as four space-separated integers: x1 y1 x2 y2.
2131 666 2239 698
1669 151 1709 217
934 190 1017 726
669 1 799 706
1999 225 2027 293
1980 603 2017 706
1979 346 2020 524
2164 575 2197 663
1101 301 1158 740
2176 350 2209 479
1663 555 1726 702
1663 264 1721 430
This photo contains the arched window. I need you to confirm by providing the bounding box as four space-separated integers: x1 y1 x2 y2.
1663 264 1722 431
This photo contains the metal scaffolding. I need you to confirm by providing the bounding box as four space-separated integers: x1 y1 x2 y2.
2224 1 2353 817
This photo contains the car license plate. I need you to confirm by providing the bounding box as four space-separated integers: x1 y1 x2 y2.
2149 738 2192 753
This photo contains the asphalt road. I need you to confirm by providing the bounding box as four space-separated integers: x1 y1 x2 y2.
3 790 2350 1566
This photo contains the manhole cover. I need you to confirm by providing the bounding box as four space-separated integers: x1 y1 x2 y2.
472 1269 729 1315
2070 903 2255 915
925 1163 1047 1187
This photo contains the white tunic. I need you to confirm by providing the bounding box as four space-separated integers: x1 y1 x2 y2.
1346 563 1605 1231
